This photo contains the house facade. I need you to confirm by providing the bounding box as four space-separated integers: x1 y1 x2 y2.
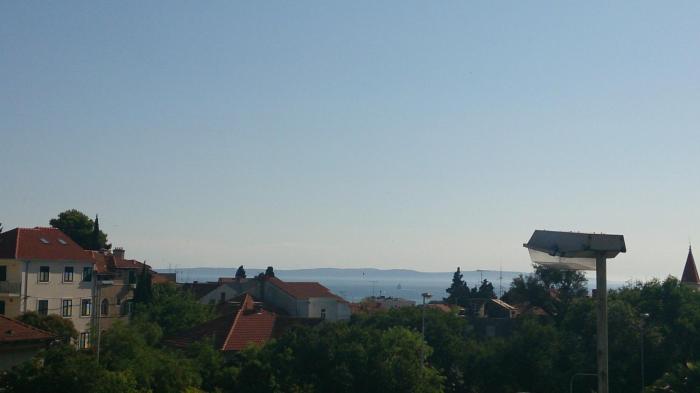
0 227 95 348
0 315 55 369
90 247 148 332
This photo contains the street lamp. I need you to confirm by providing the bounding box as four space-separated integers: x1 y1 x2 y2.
640 312 650 393
420 292 432 366
524 230 626 393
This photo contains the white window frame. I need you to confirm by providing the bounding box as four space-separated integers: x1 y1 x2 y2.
79 331 90 349
61 298 72 317
63 266 74 283
80 298 92 317
38 266 50 283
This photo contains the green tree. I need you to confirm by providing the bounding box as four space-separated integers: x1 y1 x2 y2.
133 263 153 304
445 267 469 306
647 361 700 393
265 266 275 278
0 344 139 393
134 283 215 336
49 209 110 250
476 279 496 299
235 265 247 279
17 312 77 343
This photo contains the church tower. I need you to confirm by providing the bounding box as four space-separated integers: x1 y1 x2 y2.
681 246 700 290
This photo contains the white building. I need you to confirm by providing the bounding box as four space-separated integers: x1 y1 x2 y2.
188 276 351 321
0 227 95 348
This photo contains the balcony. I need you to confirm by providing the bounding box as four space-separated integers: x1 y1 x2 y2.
0 281 21 295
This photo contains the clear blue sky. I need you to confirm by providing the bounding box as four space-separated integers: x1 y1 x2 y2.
2 2 699 280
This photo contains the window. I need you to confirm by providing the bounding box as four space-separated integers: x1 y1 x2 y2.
81 299 91 317
38 300 49 316
321 308 326 320
128 270 136 285
101 298 109 316
58 238 67 245
62 299 72 317
0 266 6 282
82 266 92 282
220 292 226 303
121 300 134 316
40 237 49 244
0 301 5 315
39 266 49 282
63 266 74 282
79 332 90 349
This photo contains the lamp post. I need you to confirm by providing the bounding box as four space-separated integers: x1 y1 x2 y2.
420 292 432 367
524 230 626 393
640 312 650 393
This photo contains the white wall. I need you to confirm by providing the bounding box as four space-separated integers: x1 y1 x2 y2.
21 260 94 334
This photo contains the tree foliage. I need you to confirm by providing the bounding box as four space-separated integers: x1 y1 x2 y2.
235 265 247 279
17 312 77 342
49 209 110 250
133 283 215 337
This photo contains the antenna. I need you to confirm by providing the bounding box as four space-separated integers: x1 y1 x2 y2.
368 280 379 297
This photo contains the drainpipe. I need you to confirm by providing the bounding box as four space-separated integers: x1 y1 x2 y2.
22 260 29 313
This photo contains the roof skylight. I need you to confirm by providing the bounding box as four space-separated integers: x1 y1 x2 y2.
58 239 67 245
40 238 49 244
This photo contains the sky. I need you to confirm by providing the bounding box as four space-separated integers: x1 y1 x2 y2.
2 2 700 280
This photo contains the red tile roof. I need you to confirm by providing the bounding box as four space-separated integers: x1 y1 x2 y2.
165 293 277 352
267 277 345 301
682 247 700 284
0 227 92 261
0 315 55 343
89 251 149 274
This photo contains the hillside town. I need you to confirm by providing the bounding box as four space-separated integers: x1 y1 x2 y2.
1 217 699 391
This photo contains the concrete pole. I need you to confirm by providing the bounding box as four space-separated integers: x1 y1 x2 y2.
421 295 426 367
596 255 608 393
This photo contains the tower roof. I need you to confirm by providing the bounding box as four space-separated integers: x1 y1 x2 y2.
681 246 700 284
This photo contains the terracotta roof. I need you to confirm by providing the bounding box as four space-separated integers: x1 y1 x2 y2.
267 277 346 301
181 282 220 299
682 247 700 284
152 272 177 285
0 227 92 261
165 293 277 352
89 251 150 274
0 315 55 343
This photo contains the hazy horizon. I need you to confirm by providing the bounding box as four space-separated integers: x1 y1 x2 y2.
3 2 700 282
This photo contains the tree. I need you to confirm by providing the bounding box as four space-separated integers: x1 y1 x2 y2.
235 265 247 279
445 267 469 306
0 344 140 393
133 283 215 336
17 312 77 343
49 209 110 250
476 279 496 299
133 263 153 304
647 361 700 393
265 266 275 278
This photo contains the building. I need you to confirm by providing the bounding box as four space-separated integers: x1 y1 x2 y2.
90 247 149 331
0 315 55 369
681 246 700 290
467 298 519 319
351 296 415 314
165 293 321 353
186 276 351 321
0 227 95 348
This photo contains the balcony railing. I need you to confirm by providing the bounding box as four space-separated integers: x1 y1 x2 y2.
0 281 21 294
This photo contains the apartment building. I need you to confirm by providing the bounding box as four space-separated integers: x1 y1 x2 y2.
0 227 95 348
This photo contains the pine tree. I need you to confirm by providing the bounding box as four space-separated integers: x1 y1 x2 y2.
133 263 153 304
264 266 275 278
235 265 246 279
445 267 469 306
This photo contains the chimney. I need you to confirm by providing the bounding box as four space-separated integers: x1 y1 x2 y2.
113 247 125 260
